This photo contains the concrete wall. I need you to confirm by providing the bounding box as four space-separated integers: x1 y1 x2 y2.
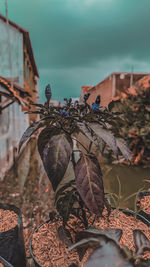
0 86 29 180
0 20 29 179
0 19 24 86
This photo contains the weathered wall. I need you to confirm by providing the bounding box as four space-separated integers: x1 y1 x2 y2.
0 87 29 180
23 44 39 122
0 20 30 179
0 20 24 86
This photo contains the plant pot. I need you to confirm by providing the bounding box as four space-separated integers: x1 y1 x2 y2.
0 255 14 267
0 203 26 267
29 220 50 267
136 191 150 223
29 208 150 267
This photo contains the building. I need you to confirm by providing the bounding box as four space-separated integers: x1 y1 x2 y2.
81 72 150 107
0 14 39 179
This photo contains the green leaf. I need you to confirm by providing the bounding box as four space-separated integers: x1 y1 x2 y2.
18 121 43 153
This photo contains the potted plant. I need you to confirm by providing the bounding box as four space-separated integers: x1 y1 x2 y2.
19 85 150 266
0 203 26 267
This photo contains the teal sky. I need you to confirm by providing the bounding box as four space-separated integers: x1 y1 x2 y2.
1 0 150 102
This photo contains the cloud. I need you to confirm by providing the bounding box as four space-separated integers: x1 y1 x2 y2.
39 56 150 102
3 0 150 100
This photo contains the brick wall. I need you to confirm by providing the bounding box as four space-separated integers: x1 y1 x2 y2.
87 77 113 107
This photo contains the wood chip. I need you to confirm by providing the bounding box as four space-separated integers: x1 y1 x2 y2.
0 209 18 232
31 209 150 267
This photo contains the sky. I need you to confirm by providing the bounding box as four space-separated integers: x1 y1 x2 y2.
1 0 150 102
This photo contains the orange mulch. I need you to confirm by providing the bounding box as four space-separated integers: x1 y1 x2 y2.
139 195 150 214
30 209 150 267
32 221 79 267
0 209 18 232
93 209 150 252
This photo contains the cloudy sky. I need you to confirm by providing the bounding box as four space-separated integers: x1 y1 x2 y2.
1 0 150 101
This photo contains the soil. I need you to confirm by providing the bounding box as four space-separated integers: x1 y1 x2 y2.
139 195 150 214
0 209 18 232
31 209 150 267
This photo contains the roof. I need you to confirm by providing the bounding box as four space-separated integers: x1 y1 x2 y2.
0 76 30 95
83 71 150 93
0 76 30 106
128 74 150 95
82 86 93 94
94 71 150 87
0 14 39 78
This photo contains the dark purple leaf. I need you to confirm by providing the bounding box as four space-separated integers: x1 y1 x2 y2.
38 128 73 191
89 123 118 156
77 123 98 145
75 154 104 216
116 138 132 161
55 180 75 204
24 111 42 114
74 228 122 261
133 230 150 256
84 228 122 243
57 226 72 246
68 264 78 267
108 100 115 111
85 241 134 267
68 237 100 251
30 103 46 109
18 121 43 153
0 255 14 267
75 231 90 261
45 84 52 102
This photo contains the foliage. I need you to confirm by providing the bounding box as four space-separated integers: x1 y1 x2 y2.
68 229 150 266
18 85 150 266
19 85 131 226
110 85 150 166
